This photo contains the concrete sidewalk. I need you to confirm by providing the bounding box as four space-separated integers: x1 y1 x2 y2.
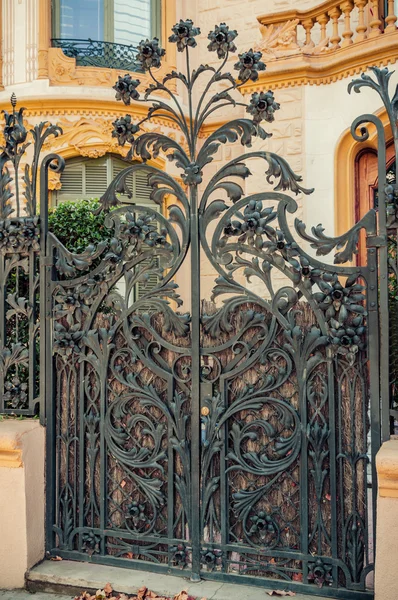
23 559 330 600
0 593 73 600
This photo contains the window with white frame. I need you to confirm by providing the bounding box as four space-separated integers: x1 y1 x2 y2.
52 0 161 47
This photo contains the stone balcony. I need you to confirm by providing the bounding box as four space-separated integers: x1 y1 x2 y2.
242 0 398 91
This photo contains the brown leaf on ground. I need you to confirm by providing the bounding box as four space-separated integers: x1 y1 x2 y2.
74 587 201 600
173 591 188 600
267 591 296 597
137 586 148 600
50 555 63 561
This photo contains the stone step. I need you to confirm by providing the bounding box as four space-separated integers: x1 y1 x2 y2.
27 559 331 600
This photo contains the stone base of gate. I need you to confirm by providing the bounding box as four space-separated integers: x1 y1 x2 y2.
375 436 398 600
26 559 330 600
0 420 45 589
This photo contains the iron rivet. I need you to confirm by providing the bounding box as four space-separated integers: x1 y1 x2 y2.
371 302 376 307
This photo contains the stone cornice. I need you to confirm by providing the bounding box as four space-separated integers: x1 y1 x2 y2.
0 98 182 130
241 33 398 92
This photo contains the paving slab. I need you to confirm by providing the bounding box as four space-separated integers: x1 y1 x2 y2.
27 559 331 600
0 593 73 600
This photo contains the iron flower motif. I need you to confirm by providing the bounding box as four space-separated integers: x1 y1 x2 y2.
207 23 237 58
249 510 276 536
122 212 153 241
0 218 40 253
2 106 28 154
169 19 201 51
113 74 141 105
234 49 265 82
147 227 172 250
4 376 28 409
53 322 84 358
136 38 165 70
221 200 276 249
127 501 149 528
313 277 365 317
54 289 89 326
112 115 140 147
247 91 280 124
78 272 109 305
81 531 101 556
308 558 333 588
313 275 366 361
182 162 203 186
201 548 223 571
170 543 190 569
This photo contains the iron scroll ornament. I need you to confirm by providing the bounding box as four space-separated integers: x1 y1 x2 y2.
46 20 386 599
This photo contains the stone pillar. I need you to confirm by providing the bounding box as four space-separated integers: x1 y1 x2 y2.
0 420 45 589
375 437 398 600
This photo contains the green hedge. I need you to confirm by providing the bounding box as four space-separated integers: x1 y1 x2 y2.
48 199 113 253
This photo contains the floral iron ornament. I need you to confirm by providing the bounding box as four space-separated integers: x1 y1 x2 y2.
45 19 383 596
0 95 64 415
0 93 63 220
109 22 310 195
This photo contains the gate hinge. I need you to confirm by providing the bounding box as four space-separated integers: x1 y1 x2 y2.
366 234 387 248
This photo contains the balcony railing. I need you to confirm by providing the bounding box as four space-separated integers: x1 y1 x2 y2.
244 0 398 89
51 39 142 72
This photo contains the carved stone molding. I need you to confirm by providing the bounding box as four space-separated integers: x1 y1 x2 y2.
48 47 177 92
257 20 300 57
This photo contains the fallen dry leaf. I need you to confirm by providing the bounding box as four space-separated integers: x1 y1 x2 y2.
267 591 296 597
50 555 63 561
173 592 188 600
137 586 148 600
73 585 202 600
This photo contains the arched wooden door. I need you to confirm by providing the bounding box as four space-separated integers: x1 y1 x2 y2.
355 142 396 264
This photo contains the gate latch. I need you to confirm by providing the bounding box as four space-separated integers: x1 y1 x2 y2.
200 382 212 447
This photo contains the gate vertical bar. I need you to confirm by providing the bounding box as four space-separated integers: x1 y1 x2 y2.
377 135 389 443
190 182 201 581
40 153 64 549
40 155 54 549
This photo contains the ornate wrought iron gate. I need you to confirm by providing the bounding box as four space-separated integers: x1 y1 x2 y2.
37 24 397 600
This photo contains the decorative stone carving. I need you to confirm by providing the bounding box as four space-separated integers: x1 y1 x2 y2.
257 21 300 56
48 169 62 191
48 48 176 91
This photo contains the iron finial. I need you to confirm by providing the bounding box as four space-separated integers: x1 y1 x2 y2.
10 93 17 110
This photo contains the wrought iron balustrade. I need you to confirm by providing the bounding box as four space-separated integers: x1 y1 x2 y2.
51 38 142 72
